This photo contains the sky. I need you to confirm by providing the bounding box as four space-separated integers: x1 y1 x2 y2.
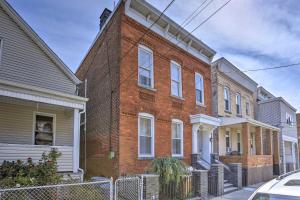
7 0 300 111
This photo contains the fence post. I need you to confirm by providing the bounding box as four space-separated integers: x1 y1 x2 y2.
228 163 242 189
110 177 113 200
208 164 224 196
192 170 208 200
139 174 159 200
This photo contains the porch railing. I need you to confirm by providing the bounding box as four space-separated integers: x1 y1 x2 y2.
0 143 73 172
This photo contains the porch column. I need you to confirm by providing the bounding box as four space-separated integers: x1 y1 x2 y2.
255 127 263 155
73 109 80 173
273 131 280 175
192 124 200 154
265 129 273 155
242 123 250 157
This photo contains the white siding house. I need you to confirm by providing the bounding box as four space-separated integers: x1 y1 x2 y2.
0 0 87 175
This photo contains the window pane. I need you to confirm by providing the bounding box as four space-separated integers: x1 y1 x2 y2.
171 65 180 81
172 139 181 155
171 81 179 96
35 115 54 145
196 89 202 103
139 68 151 87
195 74 203 90
138 48 152 69
140 118 151 136
172 123 181 138
140 136 151 154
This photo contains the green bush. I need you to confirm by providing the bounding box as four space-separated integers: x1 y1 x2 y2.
0 148 62 188
148 157 189 199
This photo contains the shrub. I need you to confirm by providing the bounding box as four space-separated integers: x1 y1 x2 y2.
0 148 62 188
148 157 189 199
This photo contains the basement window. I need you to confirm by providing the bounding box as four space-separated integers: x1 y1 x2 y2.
34 113 55 145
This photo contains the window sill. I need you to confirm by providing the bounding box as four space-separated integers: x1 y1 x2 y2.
138 84 157 92
170 95 185 101
138 156 155 160
196 102 206 107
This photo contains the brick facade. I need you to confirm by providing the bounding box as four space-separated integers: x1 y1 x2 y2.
76 2 213 177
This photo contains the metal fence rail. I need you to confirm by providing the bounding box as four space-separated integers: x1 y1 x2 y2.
0 180 113 200
115 176 142 200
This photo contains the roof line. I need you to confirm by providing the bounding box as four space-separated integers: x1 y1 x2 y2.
0 0 81 85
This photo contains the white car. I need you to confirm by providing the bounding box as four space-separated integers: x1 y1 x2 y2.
249 170 300 200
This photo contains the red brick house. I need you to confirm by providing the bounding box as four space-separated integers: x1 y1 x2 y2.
76 0 220 178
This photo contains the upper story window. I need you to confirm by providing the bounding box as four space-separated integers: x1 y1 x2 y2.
246 101 250 116
236 93 241 115
224 87 230 111
195 73 204 105
34 113 55 145
138 45 154 88
138 113 155 157
170 61 182 97
286 113 293 126
172 119 183 157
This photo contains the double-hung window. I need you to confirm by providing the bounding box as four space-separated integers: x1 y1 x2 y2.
34 113 55 145
195 73 204 105
172 119 183 157
170 61 182 97
236 93 241 115
286 113 293 126
224 87 230 111
138 113 154 157
246 98 250 116
138 45 154 88
225 130 231 154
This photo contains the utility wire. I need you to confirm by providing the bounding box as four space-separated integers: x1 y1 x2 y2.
115 0 232 91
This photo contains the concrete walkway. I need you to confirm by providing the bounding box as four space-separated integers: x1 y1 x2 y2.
210 183 265 200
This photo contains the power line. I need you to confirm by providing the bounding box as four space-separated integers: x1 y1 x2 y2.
180 0 210 27
116 0 232 91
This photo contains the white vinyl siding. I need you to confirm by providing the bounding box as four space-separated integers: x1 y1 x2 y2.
0 6 75 94
138 45 154 88
172 119 183 157
170 61 182 97
236 93 241 115
195 73 204 105
138 113 154 157
0 100 73 146
224 87 230 111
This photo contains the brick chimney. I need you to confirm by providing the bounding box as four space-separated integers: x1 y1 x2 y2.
100 8 112 30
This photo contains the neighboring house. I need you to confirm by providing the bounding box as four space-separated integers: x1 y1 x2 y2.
0 0 87 178
211 58 281 186
256 86 299 173
76 0 220 178
297 114 300 165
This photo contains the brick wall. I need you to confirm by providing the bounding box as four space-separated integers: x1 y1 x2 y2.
76 4 123 178
118 15 212 175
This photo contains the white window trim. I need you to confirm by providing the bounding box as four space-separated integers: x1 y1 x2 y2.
224 87 231 112
138 112 155 158
171 119 184 157
32 112 56 146
236 92 242 115
170 61 182 97
138 44 154 89
195 72 204 106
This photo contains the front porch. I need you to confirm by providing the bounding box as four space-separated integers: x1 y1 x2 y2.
216 118 280 186
0 79 87 174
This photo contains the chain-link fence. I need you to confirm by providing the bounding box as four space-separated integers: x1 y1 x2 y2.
0 180 113 200
115 176 142 200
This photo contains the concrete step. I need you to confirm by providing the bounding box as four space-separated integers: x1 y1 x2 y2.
224 182 233 188
224 186 238 195
223 179 229 184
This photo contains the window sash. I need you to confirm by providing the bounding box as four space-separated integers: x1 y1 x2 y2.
236 93 241 114
246 102 250 115
138 115 154 157
195 73 204 104
171 62 182 97
172 122 183 156
138 46 153 88
224 88 230 111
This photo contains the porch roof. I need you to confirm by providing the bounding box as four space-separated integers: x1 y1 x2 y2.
190 114 221 127
0 79 88 109
220 117 280 131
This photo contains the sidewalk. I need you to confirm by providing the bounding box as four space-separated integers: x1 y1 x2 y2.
210 183 264 200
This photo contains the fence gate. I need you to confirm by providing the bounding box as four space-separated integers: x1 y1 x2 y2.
115 176 142 200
